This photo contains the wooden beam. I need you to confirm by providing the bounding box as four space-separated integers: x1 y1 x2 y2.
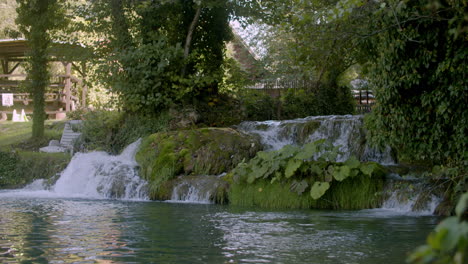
71 62 84 76
8 62 21 74
0 74 27 78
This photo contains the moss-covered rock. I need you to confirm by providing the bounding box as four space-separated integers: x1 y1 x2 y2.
136 127 262 200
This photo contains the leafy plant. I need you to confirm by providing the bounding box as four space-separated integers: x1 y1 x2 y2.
0 150 70 188
78 110 170 154
0 151 19 187
364 0 467 165
230 139 386 201
408 192 468 264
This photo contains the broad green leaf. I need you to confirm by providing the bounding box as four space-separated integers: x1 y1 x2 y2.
285 159 302 178
310 181 330 200
333 166 350 181
294 142 318 160
360 163 377 176
279 145 300 158
434 217 461 251
455 192 468 218
251 164 269 179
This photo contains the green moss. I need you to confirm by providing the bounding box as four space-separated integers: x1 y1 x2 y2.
136 127 262 200
229 176 384 210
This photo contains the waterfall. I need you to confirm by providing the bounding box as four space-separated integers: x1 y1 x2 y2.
237 115 443 214
377 175 442 215
53 139 148 199
1 140 149 200
237 115 395 164
167 175 227 204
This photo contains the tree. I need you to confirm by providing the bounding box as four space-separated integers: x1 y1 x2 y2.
16 0 67 138
74 0 236 114
363 0 467 164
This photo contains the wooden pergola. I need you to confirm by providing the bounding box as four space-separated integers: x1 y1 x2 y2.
0 38 91 121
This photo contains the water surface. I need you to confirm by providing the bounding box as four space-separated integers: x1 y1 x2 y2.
0 195 437 264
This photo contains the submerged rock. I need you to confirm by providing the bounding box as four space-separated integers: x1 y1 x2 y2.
136 127 262 200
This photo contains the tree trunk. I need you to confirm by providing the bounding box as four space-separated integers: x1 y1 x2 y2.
182 5 202 76
28 2 50 139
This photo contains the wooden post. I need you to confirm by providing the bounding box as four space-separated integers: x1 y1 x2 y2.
65 62 72 112
81 62 87 107
1 60 8 74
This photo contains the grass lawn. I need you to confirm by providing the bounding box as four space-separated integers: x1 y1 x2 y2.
0 120 72 188
0 120 66 151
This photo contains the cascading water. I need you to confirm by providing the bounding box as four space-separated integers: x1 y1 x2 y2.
2 140 149 200
168 175 227 204
237 115 395 164
53 139 148 199
238 115 440 214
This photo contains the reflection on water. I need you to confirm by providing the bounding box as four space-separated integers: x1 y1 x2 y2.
0 196 438 264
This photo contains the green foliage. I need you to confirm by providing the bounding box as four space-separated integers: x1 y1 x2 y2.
315 83 356 115
229 140 386 208
0 151 19 187
0 0 19 38
228 174 383 210
16 0 68 138
105 33 187 113
281 89 319 119
310 181 330 200
14 151 70 187
0 150 70 188
85 0 236 114
408 192 468 264
364 0 467 165
79 110 170 154
237 89 278 121
193 94 244 127
235 85 354 121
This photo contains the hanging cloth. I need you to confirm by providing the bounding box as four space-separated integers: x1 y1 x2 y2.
2 93 14 107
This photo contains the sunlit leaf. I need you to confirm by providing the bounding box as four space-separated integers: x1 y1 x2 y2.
310 181 330 200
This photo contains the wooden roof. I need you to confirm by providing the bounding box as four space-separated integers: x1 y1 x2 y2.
0 38 91 61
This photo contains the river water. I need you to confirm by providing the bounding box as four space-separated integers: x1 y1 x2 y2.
0 195 437 264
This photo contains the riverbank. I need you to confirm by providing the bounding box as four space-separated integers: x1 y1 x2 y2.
0 121 71 188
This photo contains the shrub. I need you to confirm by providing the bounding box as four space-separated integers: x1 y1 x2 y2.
280 89 319 119
228 140 385 209
0 151 70 188
238 89 279 121
0 151 19 187
79 110 170 154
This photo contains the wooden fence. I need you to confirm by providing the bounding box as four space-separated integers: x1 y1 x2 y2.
245 80 375 114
